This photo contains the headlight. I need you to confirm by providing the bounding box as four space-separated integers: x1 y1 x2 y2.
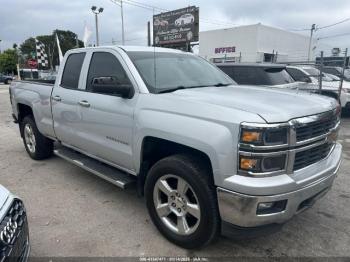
240 127 288 146
239 154 287 174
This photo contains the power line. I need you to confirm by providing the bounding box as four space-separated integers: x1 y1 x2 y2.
317 32 350 40
317 17 350 30
111 0 238 27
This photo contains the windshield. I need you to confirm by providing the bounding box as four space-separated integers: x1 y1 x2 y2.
127 51 235 93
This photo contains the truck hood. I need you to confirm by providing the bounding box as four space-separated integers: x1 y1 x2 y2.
0 184 10 212
170 85 336 123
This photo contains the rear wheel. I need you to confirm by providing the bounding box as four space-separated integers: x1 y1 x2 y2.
20 116 53 160
145 154 220 249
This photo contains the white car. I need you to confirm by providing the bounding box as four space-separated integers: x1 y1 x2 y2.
0 184 30 260
175 13 194 26
286 65 350 112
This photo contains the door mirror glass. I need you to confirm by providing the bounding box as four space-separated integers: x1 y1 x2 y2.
300 76 311 83
91 76 132 98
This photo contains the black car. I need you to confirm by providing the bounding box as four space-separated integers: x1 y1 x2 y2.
0 74 13 84
216 63 295 86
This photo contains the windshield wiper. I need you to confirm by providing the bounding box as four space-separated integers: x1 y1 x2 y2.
158 86 186 94
213 83 231 87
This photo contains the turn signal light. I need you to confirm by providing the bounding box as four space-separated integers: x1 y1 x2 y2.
241 131 261 143
240 158 258 170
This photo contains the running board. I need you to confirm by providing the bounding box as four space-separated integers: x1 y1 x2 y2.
54 146 136 189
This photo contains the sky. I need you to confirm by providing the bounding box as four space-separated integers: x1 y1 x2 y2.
1 0 350 55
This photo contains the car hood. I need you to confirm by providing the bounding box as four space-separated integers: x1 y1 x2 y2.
0 184 10 212
169 85 336 123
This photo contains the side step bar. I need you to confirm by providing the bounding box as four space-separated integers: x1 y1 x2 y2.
54 146 136 189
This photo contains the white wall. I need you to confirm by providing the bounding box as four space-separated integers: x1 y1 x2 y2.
199 23 318 63
199 24 260 62
256 24 311 62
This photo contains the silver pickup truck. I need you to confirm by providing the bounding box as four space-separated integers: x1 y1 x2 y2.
9 46 342 249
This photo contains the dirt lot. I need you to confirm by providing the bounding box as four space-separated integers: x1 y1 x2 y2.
0 83 350 258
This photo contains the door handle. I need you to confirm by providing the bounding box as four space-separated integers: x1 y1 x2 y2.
52 95 61 102
78 100 90 107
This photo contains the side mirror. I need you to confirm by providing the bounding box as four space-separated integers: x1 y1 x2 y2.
300 76 311 83
91 76 133 98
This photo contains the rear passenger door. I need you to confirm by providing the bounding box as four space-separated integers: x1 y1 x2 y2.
52 52 86 147
73 50 137 172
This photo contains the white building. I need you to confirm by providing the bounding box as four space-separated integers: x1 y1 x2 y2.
199 23 322 63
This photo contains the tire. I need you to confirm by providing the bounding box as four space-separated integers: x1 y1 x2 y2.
20 116 53 160
145 154 220 249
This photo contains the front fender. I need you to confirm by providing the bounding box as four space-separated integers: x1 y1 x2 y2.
134 109 238 187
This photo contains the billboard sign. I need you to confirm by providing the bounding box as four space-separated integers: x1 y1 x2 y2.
153 6 199 46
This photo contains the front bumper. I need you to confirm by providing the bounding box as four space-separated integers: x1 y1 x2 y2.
217 144 342 228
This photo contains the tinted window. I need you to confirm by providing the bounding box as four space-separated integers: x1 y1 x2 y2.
286 68 308 81
323 67 341 76
127 52 234 93
87 52 131 93
220 66 294 85
61 53 86 89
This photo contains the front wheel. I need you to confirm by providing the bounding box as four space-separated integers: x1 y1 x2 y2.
145 154 220 249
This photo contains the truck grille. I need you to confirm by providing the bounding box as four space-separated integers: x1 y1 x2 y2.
293 142 333 171
296 114 337 142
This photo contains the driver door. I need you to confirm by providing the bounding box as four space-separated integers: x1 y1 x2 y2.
72 50 137 172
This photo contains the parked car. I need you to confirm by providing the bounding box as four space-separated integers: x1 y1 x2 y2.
10 46 342 249
322 66 350 81
216 63 296 86
286 65 350 111
0 184 30 261
0 74 14 84
175 13 194 26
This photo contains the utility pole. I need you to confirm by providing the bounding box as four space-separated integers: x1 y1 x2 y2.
308 24 316 62
0 39 2 54
121 0 125 45
91 6 104 46
147 21 151 46
318 51 324 93
110 0 125 45
338 48 348 101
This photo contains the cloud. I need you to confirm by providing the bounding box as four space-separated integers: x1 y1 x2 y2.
1 0 350 52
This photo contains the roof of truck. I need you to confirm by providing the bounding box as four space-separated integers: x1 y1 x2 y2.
74 45 185 54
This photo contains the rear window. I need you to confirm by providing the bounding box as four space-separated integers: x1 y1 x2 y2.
61 53 86 89
219 66 294 85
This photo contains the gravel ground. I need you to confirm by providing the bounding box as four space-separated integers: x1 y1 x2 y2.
0 83 349 258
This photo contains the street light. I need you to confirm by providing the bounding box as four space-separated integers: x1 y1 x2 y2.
91 6 104 46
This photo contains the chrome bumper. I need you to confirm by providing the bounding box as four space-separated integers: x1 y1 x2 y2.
217 145 342 228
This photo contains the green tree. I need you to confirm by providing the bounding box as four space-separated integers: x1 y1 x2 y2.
0 49 18 74
19 29 84 69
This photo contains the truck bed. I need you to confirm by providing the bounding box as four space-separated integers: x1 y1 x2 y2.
10 80 55 139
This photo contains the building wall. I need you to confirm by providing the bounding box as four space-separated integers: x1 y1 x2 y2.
199 23 315 63
199 24 260 63
256 24 311 62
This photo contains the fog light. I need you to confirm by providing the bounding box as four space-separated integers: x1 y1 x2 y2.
256 200 287 215
258 202 274 210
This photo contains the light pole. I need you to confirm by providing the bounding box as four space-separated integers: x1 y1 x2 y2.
110 0 125 45
91 6 104 46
